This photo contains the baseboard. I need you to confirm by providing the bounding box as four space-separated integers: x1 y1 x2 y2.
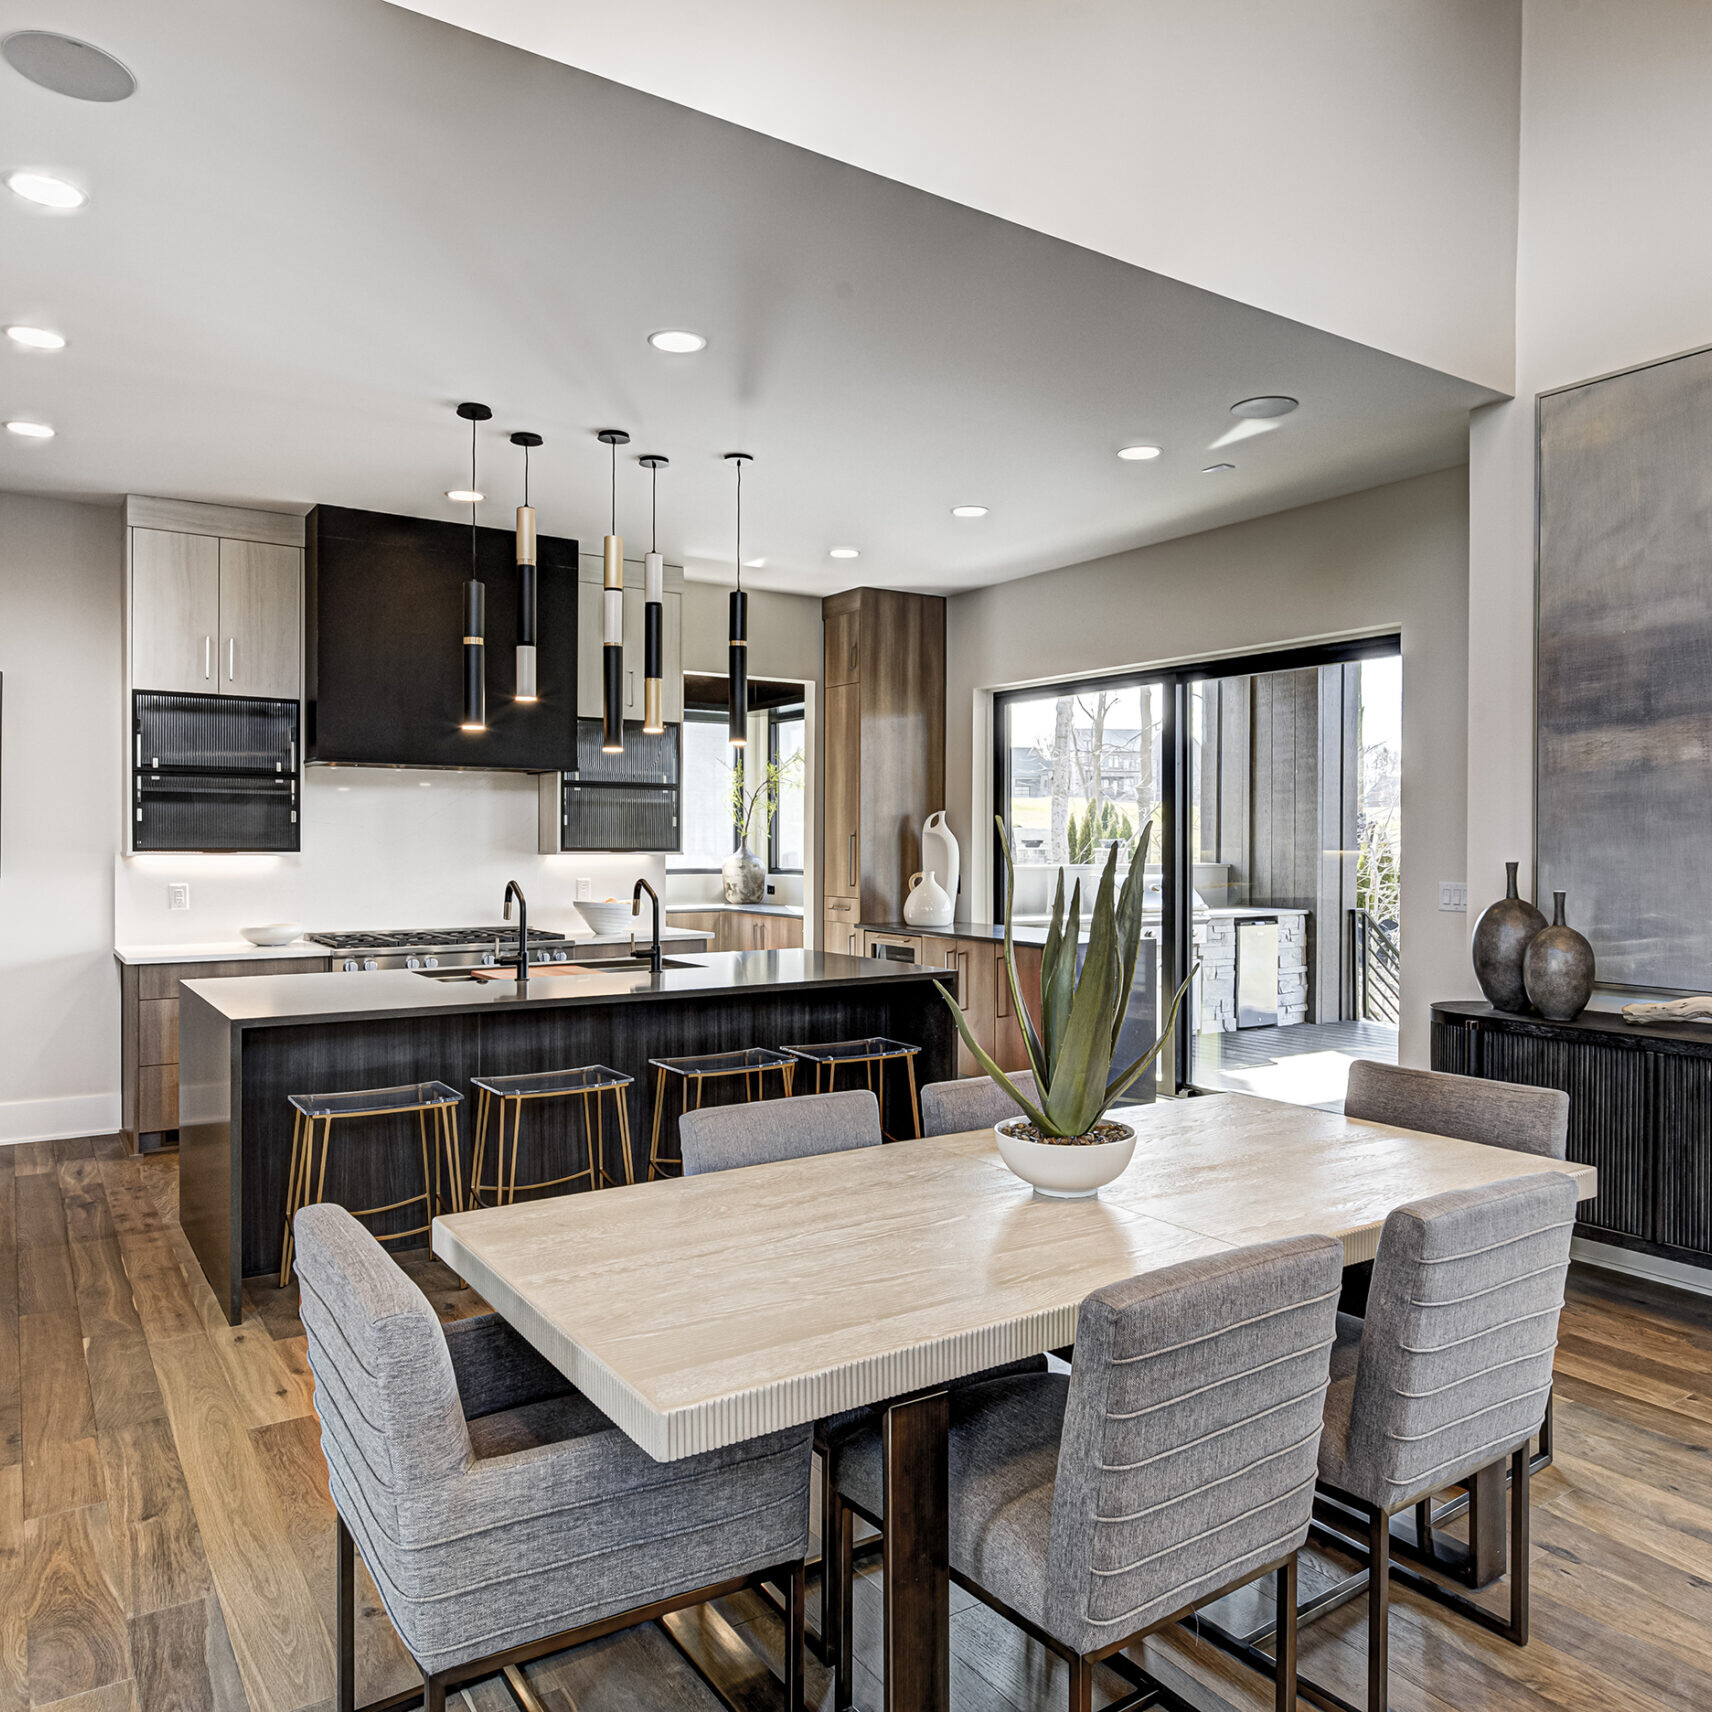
0 1092 123 1146
1572 1235 1712 1300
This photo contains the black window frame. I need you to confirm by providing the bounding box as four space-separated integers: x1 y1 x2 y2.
992 633 1401 1093
767 704 806 875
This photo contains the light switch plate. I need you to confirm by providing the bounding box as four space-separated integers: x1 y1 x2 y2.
1438 881 1468 913
168 882 190 912
575 878 593 901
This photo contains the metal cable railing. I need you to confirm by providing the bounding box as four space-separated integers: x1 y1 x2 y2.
1350 908 1401 1025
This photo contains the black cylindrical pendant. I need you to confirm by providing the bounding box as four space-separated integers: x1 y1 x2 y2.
603 645 624 752
644 600 662 681
517 560 537 648
728 587 748 747
461 577 486 731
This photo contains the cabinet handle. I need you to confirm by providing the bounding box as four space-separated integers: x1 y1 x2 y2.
204 636 212 679
996 952 1010 1018
227 638 236 682
849 641 857 672
957 950 970 1009
848 832 856 888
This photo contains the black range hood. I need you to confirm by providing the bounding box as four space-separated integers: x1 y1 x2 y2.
305 505 578 770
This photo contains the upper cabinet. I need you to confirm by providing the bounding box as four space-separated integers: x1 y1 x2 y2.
127 499 304 701
575 555 683 724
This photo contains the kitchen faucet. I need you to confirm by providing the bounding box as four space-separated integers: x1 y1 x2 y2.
633 878 663 974
502 880 529 986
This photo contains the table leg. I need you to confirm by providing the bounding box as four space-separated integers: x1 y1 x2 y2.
1468 1459 1508 1588
881 1389 949 1712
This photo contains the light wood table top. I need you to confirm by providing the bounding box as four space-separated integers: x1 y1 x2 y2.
433 1091 1596 1461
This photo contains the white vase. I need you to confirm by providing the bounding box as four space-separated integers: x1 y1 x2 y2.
993 1118 1137 1199
922 811 959 909
903 868 954 927
722 841 765 904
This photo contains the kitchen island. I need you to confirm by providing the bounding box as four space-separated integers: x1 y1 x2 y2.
178 950 959 1323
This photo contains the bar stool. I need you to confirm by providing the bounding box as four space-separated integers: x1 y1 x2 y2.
647 1047 796 1180
279 1080 463 1287
468 1065 636 1206
783 1037 922 1139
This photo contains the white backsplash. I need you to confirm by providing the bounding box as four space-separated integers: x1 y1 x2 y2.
114 766 665 944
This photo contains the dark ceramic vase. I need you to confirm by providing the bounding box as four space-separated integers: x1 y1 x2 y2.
1471 860 1547 1013
1523 891 1596 1022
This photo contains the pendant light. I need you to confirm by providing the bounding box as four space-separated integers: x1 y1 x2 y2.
510 430 543 703
724 452 753 748
638 453 669 734
456 401 492 732
597 428 630 753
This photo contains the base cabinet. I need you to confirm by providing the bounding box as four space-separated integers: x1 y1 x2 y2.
666 910 803 953
1432 1000 1712 1269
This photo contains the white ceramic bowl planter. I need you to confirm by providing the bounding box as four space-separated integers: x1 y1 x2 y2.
994 1117 1137 1198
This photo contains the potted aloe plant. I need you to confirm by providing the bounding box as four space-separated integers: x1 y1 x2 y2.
942 818 1195 1197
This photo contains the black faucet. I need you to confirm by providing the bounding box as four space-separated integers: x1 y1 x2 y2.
503 880 529 986
633 878 663 974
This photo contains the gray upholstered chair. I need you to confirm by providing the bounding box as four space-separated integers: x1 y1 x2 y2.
919 1068 1038 1136
681 1087 881 1174
827 1235 1345 1712
293 1203 812 1711
1344 1061 1568 1158
1313 1173 1577 1712
1343 1060 1570 1472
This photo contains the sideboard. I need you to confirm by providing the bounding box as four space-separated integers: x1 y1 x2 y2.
1431 999 1712 1271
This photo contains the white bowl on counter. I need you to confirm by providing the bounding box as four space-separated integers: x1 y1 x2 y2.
240 923 304 947
577 900 638 937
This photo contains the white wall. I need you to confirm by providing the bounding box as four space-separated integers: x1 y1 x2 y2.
400 0 1521 389
1466 0 1712 947
0 495 125 1142
945 467 1473 1068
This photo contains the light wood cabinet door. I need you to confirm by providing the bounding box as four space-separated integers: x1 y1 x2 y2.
993 943 1043 1073
824 682 861 897
219 539 301 699
946 938 998 1075
824 915 862 957
131 528 220 693
825 607 859 686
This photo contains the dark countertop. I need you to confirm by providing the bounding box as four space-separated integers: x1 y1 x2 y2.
666 902 804 918
183 948 947 1029
859 920 1163 948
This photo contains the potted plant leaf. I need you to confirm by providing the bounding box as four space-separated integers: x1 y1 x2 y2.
941 817 1195 1197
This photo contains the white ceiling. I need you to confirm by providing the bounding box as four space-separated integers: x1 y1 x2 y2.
0 0 1499 598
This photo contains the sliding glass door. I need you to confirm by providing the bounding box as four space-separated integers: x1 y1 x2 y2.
996 638 1400 1104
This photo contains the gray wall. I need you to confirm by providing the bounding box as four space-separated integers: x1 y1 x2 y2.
945 466 1472 1068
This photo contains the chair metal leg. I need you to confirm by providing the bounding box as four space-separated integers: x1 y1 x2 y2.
784 1559 807 1712
1276 1554 1298 1712
1507 1442 1530 1645
1366 1504 1389 1712
833 1493 857 1712
425 1674 446 1712
1067 1654 1094 1712
337 1515 356 1712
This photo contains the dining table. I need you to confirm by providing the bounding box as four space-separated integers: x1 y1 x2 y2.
432 1089 1597 1712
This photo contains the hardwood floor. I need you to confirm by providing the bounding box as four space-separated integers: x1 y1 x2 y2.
4 1134 1711 1712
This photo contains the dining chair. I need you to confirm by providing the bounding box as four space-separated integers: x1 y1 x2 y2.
826 1234 1345 1712
918 1068 1039 1136
292 1203 813 1712
675 1085 1045 1672
1310 1172 1578 1712
680 1087 882 1174
1343 1060 1570 1474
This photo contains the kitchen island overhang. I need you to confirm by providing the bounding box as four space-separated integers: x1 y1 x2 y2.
178 950 961 1324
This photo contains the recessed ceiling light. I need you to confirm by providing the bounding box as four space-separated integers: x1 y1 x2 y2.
6 419 54 438
1230 396 1298 418
5 169 85 209
5 324 65 350
2 32 136 102
648 329 707 354
950 505 988 518
1117 444 1162 461
829 547 860 560
445 488 484 503
1202 462 1234 474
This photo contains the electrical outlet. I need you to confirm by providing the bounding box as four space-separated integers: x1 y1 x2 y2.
168 882 191 912
575 877 593 901
1439 881 1468 913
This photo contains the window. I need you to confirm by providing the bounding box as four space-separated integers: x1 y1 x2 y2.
670 711 737 871
768 707 805 873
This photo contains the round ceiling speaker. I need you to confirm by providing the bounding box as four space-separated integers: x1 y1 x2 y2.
2 32 136 102
1229 395 1299 419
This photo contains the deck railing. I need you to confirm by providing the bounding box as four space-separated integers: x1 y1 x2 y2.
1350 908 1401 1026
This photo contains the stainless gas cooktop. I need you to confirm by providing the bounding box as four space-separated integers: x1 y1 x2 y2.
306 926 572 972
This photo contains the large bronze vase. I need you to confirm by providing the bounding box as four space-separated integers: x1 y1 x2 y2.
1471 860 1546 1013
1524 890 1596 1022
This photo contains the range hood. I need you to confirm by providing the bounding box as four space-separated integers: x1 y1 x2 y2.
304 505 579 770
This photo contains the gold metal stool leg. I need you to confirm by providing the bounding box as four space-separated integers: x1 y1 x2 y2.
470 1088 490 1208
905 1053 922 1138
615 1085 635 1186
280 1108 306 1288
648 1067 668 1180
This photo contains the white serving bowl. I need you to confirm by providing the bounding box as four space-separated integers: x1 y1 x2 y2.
994 1118 1137 1199
241 923 303 947
577 899 638 937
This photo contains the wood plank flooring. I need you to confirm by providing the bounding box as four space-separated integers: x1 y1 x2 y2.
4 1134 1711 1712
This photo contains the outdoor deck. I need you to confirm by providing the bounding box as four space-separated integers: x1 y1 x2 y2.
1192 1018 1399 1109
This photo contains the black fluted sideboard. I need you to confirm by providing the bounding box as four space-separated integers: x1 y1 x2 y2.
1432 1000 1712 1271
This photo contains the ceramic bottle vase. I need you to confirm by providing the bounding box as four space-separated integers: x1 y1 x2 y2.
921 811 960 910
1471 860 1546 1013
902 869 954 927
722 840 765 904
1524 891 1596 1022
